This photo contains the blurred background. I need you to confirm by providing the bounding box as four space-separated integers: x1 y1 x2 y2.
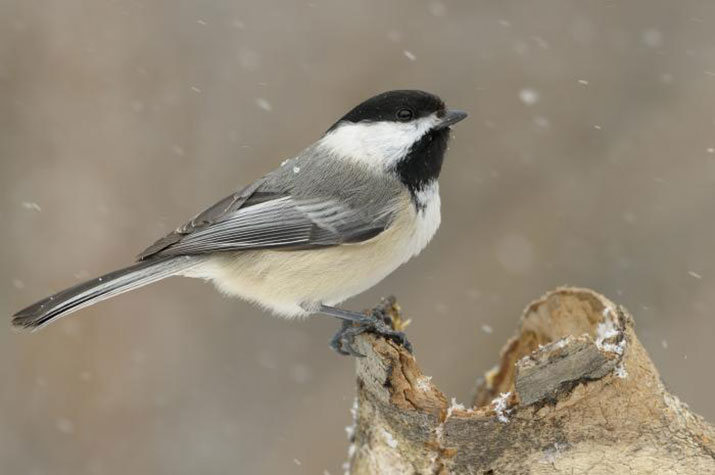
2 0 715 473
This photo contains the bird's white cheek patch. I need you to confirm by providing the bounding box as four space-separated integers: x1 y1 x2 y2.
319 115 440 170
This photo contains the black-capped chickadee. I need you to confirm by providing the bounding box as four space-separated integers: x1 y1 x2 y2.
13 90 467 356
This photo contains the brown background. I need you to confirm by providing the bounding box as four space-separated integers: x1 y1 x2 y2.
2 1 714 474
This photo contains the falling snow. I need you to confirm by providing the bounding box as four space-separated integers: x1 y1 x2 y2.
641 28 664 48
660 73 674 84
56 418 75 435
533 116 550 128
387 30 403 43
496 234 534 274
429 2 446 16
256 98 272 111
518 88 539 106
238 47 261 71
21 202 42 212
290 363 312 383
256 349 278 370
403 50 417 61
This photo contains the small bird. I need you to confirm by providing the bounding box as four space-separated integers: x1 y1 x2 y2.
12 90 467 356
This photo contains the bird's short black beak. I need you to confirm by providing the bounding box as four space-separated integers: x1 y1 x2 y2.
435 109 468 130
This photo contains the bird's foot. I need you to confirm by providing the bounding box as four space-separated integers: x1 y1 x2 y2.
329 303 413 357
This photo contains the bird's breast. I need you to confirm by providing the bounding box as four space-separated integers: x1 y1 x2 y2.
190 185 441 317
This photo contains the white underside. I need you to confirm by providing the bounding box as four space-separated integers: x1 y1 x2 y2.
182 184 441 318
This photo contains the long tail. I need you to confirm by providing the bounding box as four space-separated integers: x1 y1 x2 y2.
12 256 199 330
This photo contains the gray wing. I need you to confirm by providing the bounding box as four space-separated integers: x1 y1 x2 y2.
137 176 397 260
137 180 263 259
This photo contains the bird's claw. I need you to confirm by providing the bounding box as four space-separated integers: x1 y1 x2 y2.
330 308 413 357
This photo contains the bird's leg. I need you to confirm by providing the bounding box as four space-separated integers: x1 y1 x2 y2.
310 303 413 357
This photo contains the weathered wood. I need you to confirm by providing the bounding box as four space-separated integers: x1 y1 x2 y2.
345 288 715 474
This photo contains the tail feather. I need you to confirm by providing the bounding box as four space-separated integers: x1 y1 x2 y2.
12 256 199 330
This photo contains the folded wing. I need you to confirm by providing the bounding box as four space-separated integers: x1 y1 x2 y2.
138 179 395 260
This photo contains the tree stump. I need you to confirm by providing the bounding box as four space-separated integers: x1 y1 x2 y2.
345 287 715 474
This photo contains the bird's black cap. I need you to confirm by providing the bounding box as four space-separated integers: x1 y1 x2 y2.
327 90 446 132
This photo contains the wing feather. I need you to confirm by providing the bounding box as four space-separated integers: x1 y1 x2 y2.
137 152 402 260
138 186 394 259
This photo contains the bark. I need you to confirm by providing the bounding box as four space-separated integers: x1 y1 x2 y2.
345 288 715 475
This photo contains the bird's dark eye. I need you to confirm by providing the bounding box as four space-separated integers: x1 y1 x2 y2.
396 108 414 121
